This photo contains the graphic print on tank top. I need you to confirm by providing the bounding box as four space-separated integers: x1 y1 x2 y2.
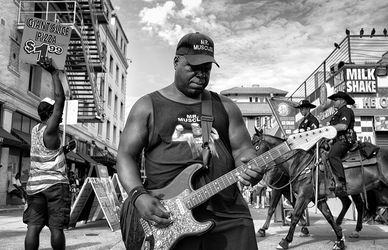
171 113 219 159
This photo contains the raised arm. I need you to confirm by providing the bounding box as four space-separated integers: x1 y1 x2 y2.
38 57 65 150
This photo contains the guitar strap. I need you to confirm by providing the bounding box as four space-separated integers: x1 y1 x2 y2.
201 90 214 169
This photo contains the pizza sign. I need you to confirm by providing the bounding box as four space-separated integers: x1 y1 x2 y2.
19 17 72 69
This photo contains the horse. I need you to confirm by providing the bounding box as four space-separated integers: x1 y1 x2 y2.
251 129 310 238
252 130 388 250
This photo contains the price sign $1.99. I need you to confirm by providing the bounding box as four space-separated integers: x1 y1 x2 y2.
24 39 64 62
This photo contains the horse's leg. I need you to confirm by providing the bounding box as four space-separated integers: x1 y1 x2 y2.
336 195 351 226
284 187 309 236
349 194 364 238
277 192 310 250
257 188 282 237
317 200 345 250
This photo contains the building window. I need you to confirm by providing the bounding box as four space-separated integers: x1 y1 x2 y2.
97 123 102 135
120 102 124 120
8 35 20 74
106 120 111 140
109 55 114 74
108 87 112 106
99 76 105 98
115 65 119 83
249 97 253 102
121 74 125 92
12 112 38 133
113 125 117 145
28 65 43 96
255 97 258 102
114 95 118 115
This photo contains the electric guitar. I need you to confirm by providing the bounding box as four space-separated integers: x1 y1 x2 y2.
131 126 337 250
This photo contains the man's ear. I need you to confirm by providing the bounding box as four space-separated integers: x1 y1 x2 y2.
173 56 180 69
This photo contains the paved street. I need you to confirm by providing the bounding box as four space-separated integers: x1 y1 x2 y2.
1 205 388 249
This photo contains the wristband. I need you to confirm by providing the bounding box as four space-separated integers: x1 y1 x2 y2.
129 185 148 206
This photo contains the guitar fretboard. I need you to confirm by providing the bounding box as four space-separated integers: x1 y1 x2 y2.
184 142 291 209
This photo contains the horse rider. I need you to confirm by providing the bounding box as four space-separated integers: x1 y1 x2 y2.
295 99 319 132
327 91 356 196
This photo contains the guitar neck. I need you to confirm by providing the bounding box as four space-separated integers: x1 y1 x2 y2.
185 141 291 209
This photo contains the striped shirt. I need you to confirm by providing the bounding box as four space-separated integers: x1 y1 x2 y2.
26 124 68 195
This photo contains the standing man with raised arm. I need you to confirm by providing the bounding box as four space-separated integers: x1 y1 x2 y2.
23 57 70 250
117 32 261 250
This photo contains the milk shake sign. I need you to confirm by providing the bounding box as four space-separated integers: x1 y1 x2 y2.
20 17 72 69
344 67 377 93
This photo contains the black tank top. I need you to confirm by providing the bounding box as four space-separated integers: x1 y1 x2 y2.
145 91 251 218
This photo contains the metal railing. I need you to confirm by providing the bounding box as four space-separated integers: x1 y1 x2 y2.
289 35 388 101
17 0 82 27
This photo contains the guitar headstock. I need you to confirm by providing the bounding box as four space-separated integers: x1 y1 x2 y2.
286 126 337 151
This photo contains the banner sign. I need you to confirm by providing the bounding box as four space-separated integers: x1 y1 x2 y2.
334 66 377 94
267 97 298 136
362 97 388 109
20 17 72 69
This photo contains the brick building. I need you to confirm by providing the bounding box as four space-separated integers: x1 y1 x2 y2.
0 0 128 205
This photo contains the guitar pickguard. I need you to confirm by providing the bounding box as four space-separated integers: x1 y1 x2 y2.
141 189 213 250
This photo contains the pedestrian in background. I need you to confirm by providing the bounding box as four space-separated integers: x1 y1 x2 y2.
8 172 26 203
23 57 70 250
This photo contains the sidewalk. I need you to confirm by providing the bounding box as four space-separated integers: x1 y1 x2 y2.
0 204 24 214
1 204 388 249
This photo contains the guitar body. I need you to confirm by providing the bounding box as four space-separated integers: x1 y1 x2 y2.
139 163 214 250
121 127 337 250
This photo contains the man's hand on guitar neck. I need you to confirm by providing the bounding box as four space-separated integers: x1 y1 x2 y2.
235 156 263 187
135 194 172 227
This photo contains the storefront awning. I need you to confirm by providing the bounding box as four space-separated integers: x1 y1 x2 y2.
0 127 22 147
11 129 31 146
78 152 98 165
92 155 116 166
92 145 116 166
66 151 86 163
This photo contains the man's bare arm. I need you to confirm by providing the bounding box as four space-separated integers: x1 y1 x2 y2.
220 95 261 185
117 96 151 191
117 95 171 225
38 57 65 150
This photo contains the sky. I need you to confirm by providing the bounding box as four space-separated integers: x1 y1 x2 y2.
110 0 388 111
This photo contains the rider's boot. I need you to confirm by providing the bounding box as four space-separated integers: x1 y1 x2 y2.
329 176 347 196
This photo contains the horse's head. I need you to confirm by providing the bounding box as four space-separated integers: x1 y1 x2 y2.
252 127 268 154
252 127 284 155
252 128 290 183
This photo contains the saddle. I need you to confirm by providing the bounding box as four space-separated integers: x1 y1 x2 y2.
318 142 381 197
342 142 380 168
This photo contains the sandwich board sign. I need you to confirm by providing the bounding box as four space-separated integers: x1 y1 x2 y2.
69 177 121 231
112 173 128 202
20 17 72 69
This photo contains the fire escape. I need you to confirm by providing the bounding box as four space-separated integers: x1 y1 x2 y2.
17 0 109 123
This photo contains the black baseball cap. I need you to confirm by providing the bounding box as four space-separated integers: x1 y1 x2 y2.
176 32 219 67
